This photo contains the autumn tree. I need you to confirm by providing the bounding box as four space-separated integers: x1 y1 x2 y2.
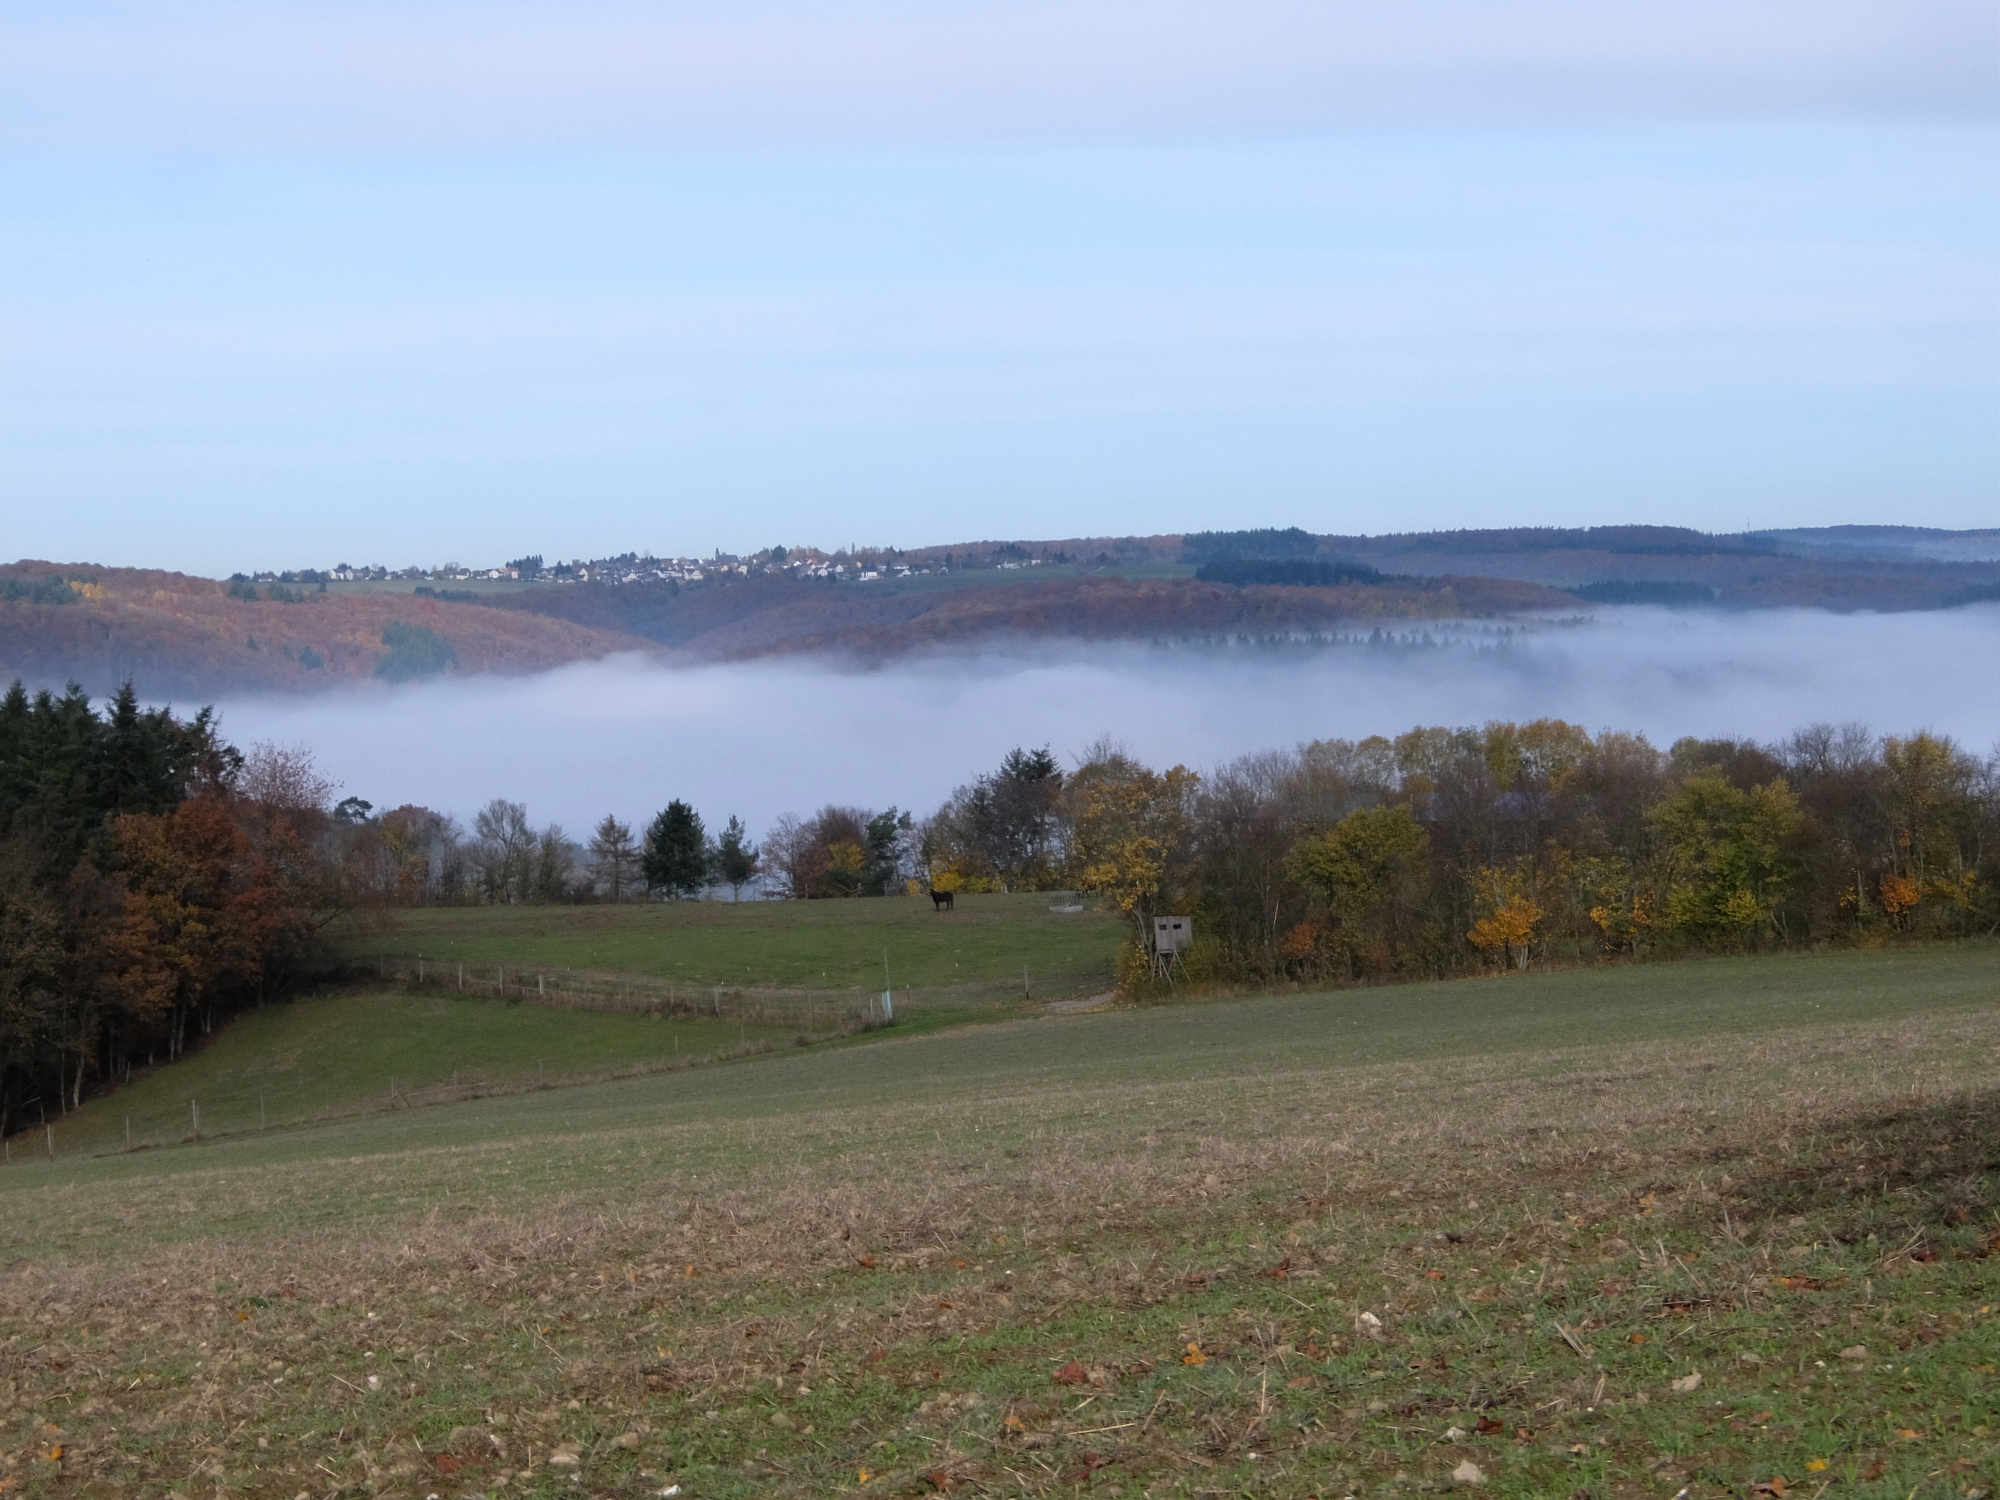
1067 750 1199 943
1284 803 1431 976
1465 865 1543 971
1878 732 1984 933
1646 773 1803 947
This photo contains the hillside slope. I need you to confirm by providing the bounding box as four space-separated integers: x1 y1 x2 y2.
0 562 657 697
487 571 1573 661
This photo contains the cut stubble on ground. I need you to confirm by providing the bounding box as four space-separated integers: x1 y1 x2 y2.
2 946 1998 1497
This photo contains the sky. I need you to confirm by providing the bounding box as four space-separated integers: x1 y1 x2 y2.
4 1 1996 575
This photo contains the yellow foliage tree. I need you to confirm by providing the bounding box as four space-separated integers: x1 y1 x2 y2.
1068 762 1198 941
1468 895 1542 971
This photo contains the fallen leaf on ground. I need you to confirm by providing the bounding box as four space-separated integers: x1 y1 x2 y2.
1451 1459 1485 1484
1051 1360 1088 1385
1671 1372 1702 1393
1181 1341 1207 1366
1805 1458 1829 1472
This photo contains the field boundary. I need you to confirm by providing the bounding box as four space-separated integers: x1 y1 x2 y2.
355 951 1043 1030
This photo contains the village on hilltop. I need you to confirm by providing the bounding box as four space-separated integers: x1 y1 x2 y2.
238 540 1066 589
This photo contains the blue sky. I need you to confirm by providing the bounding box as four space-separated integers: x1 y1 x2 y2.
4 2 1995 574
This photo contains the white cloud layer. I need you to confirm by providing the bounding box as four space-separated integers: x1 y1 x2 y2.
6 0 1994 146
206 605 2000 842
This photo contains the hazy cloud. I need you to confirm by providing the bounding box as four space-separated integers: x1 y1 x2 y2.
6 1 1993 148
208 606 2000 841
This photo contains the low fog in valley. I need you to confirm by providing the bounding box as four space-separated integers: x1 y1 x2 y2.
211 605 2000 841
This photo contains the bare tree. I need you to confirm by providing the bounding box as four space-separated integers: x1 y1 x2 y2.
763 812 809 898
472 798 533 903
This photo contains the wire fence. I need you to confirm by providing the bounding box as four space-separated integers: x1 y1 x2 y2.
358 952 915 1030
351 952 1109 1029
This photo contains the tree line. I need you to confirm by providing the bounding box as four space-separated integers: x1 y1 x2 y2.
323 719 2000 992
0 682 337 1135
327 795 914 906
1034 720 1999 987
920 723 1998 987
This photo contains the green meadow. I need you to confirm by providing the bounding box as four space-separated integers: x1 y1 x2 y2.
345 890 1124 995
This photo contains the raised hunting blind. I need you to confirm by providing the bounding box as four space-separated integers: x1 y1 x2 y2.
1151 915 1192 981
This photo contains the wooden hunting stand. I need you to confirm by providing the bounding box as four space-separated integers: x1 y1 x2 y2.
1151 915 1192 983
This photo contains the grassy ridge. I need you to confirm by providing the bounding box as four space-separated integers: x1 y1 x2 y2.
2 944 1997 1497
349 890 1123 994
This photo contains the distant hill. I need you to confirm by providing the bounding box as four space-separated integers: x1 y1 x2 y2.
1751 525 2000 565
1313 526 2000 608
475 570 1573 661
9 522 1998 695
900 525 2000 609
0 562 655 698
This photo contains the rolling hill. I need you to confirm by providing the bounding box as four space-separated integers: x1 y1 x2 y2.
9 522 2000 696
0 561 657 697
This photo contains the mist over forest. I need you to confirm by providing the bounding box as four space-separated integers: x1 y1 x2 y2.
201 604 2000 842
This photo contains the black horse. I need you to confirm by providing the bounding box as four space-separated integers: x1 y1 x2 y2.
929 887 955 911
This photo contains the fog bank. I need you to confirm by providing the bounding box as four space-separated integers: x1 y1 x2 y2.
211 606 2000 838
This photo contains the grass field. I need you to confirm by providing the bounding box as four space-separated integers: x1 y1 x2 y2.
348 891 1124 996
3 944 1998 1497
31 989 764 1162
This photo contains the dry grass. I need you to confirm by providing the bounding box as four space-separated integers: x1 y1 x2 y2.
3 951 1998 1498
